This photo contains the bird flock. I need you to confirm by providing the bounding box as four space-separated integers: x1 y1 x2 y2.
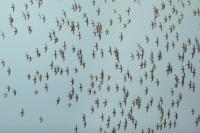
0 0 200 132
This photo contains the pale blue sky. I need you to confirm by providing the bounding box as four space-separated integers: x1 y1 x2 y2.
0 0 200 133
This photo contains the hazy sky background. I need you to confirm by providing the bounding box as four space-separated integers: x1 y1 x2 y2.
0 0 200 133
